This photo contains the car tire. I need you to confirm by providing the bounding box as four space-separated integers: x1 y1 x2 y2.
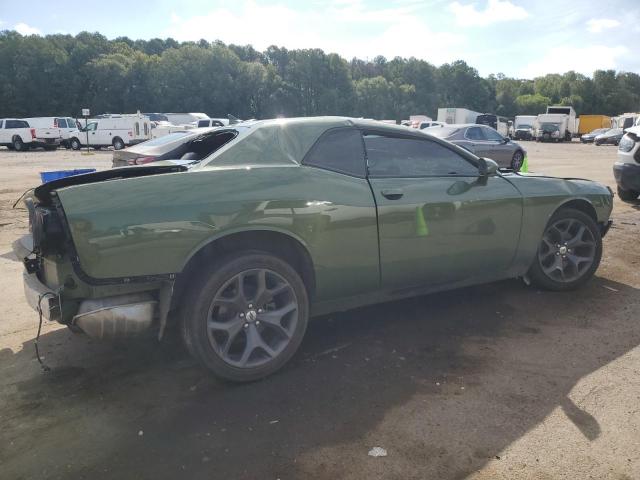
70 138 81 150
617 186 639 202
13 136 26 151
112 137 125 150
511 150 524 171
528 208 602 291
181 251 309 382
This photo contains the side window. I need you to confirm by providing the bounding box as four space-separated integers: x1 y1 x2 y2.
465 127 485 141
197 120 209 128
0 120 3 128
303 128 366 177
483 127 503 141
144 123 149 135
55 118 64 128
87 122 97 132
364 134 478 177
135 122 140 136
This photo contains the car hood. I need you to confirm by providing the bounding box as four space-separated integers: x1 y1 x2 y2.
502 171 612 196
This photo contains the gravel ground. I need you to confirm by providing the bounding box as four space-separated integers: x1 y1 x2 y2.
0 142 639 480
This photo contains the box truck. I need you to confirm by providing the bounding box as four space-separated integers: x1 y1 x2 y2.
437 108 481 124
513 115 537 140
534 114 570 142
577 115 611 135
545 106 577 139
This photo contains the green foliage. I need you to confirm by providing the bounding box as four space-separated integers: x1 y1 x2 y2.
1 30 639 119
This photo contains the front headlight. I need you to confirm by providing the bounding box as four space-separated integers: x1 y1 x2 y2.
618 134 636 152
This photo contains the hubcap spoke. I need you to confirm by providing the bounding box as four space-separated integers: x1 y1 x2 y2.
207 267 299 369
538 218 596 283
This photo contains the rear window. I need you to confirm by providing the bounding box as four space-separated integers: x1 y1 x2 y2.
140 131 191 146
56 118 67 128
6 120 29 128
423 127 459 138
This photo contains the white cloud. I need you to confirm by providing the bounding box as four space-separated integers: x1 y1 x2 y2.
164 0 465 65
449 0 528 27
519 45 628 78
14 22 41 35
586 18 620 33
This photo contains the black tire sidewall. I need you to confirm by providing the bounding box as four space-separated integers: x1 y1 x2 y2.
70 138 81 150
13 137 24 151
182 251 309 382
113 138 124 150
528 208 602 291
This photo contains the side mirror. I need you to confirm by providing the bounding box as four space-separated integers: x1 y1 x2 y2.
478 157 499 177
502 137 510 144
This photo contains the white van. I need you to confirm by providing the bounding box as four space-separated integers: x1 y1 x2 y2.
23 117 79 148
70 114 151 150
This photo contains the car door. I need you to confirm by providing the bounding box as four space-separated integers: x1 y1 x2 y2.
480 126 513 166
82 121 98 145
458 126 486 156
365 130 523 290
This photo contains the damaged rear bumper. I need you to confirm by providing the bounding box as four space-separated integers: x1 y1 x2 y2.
13 234 159 339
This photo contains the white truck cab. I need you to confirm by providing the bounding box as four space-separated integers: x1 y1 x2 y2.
70 114 151 150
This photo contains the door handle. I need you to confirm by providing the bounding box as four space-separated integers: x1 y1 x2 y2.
381 189 404 200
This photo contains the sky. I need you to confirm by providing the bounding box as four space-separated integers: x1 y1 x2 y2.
0 0 638 79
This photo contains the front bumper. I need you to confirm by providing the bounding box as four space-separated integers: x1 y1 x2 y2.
613 162 640 192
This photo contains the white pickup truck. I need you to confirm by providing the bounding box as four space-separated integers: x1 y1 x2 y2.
0 118 62 151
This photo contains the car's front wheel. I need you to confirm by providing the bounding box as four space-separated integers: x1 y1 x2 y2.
528 208 602 291
70 138 81 150
181 252 309 382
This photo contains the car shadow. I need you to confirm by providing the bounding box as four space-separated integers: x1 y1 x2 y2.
1 276 638 479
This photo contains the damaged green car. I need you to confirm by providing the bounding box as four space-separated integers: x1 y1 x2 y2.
14 117 613 381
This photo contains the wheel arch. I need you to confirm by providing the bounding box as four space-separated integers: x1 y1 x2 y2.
553 198 598 223
170 228 316 312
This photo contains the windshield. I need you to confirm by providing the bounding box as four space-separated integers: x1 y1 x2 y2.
516 124 532 129
424 126 459 138
540 123 559 132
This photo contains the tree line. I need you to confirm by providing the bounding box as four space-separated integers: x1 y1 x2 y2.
1 30 640 121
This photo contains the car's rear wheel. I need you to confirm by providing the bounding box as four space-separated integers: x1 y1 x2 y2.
113 137 125 150
181 252 309 382
528 208 602 291
511 150 524 171
13 136 26 151
617 186 639 202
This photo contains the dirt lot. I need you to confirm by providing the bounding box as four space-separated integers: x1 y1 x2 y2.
0 143 639 480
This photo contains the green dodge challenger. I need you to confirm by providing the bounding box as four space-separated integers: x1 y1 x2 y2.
14 117 613 381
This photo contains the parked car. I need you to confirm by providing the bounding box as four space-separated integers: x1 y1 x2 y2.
70 114 151 150
581 128 609 144
424 124 526 170
613 125 640 202
112 127 240 167
14 117 613 382
0 118 61 151
24 117 80 148
595 128 623 146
